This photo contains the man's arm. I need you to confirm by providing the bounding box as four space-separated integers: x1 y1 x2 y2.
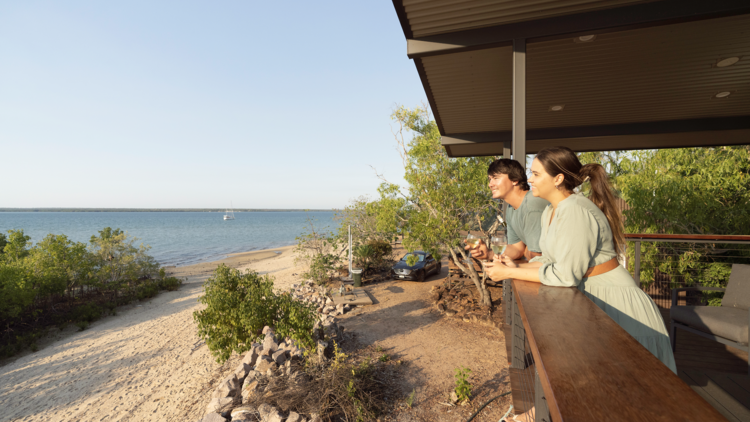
502 241 526 260
466 240 525 261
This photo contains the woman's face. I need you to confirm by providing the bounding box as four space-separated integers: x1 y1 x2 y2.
529 158 558 199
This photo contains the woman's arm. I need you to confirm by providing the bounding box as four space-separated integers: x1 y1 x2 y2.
484 259 542 282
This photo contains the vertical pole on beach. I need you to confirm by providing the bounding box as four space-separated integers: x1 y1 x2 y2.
348 225 352 276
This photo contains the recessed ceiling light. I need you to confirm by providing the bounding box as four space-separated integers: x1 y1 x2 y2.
576 35 596 43
716 57 740 68
714 91 732 98
549 105 565 112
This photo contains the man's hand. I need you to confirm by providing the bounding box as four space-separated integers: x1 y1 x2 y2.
464 239 493 261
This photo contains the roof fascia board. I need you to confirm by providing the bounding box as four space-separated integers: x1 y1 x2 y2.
442 115 750 148
391 0 413 39
445 129 750 156
407 0 750 59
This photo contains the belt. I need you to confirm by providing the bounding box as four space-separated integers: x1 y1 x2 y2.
584 257 619 278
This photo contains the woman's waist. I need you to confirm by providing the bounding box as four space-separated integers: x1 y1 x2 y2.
582 266 639 288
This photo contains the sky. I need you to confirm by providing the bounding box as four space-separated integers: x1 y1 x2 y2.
0 1 427 209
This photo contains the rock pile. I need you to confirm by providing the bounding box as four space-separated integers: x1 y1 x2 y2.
288 283 354 318
201 282 353 422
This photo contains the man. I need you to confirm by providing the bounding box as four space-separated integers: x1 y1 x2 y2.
468 159 549 261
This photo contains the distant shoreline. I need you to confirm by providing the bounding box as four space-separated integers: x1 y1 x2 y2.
0 208 335 213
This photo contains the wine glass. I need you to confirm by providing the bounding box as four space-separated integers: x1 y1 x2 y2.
491 234 508 260
465 233 481 265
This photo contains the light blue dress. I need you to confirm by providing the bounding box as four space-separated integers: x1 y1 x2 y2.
530 194 677 373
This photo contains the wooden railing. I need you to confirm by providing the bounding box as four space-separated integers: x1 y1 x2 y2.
503 278 728 421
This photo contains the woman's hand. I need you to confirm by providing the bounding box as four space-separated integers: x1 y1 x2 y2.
483 259 513 281
499 254 518 268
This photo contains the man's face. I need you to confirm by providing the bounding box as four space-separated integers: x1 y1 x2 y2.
488 172 515 200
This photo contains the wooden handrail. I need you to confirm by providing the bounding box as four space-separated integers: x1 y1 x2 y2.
625 233 750 242
511 279 727 421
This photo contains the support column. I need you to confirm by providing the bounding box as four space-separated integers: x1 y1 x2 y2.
512 39 526 169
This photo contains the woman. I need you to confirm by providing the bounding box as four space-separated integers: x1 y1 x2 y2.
484 146 676 373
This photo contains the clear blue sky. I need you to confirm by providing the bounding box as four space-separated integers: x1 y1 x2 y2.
0 1 426 209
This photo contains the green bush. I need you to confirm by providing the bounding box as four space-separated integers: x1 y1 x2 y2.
193 265 318 363
159 276 182 291
136 283 159 300
71 303 102 323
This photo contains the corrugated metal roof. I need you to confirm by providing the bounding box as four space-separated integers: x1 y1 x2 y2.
422 46 512 133
403 0 651 38
525 14 750 129
419 14 750 135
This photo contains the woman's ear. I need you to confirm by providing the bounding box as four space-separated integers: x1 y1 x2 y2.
554 173 565 187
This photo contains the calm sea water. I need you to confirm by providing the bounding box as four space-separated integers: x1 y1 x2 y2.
0 212 336 267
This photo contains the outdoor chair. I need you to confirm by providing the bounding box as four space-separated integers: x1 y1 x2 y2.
670 263 750 375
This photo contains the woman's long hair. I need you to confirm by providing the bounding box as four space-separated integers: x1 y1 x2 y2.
536 146 626 254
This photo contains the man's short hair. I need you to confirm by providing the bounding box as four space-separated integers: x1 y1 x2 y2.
487 159 530 190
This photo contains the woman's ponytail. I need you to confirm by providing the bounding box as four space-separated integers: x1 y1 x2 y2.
580 163 626 254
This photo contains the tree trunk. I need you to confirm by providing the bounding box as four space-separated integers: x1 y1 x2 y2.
448 247 492 308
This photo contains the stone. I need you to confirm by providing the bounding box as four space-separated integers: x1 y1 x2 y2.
258 403 284 422
317 340 328 361
242 347 260 368
278 342 286 349
243 370 259 386
255 356 277 373
205 397 233 413
231 406 256 420
262 326 275 336
241 379 263 403
286 412 303 422
263 335 278 354
201 412 227 422
272 350 288 365
265 368 274 378
217 373 240 397
235 362 252 380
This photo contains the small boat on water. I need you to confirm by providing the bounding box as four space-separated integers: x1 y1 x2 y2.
223 203 235 220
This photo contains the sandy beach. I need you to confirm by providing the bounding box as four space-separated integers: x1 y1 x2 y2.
0 245 302 422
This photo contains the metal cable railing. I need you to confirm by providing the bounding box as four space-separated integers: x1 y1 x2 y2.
624 234 750 308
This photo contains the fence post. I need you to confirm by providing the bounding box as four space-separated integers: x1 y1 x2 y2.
634 240 641 286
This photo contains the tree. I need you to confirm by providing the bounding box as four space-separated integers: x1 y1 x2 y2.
578 147 750 304
375 105 500 306
89 228 157 298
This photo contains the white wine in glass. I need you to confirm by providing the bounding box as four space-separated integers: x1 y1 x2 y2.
465 233 481 249
491 235 508 257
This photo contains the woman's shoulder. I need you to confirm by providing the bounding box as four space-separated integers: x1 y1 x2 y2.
559 194 602 219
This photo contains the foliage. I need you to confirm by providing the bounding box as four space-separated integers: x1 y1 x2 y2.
334 195 401 246
581 147 750 305
294 216 343 285
405 388 416 408
0 227 174 358
193 265 317 363
374 105 500 306
454 366 473 403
